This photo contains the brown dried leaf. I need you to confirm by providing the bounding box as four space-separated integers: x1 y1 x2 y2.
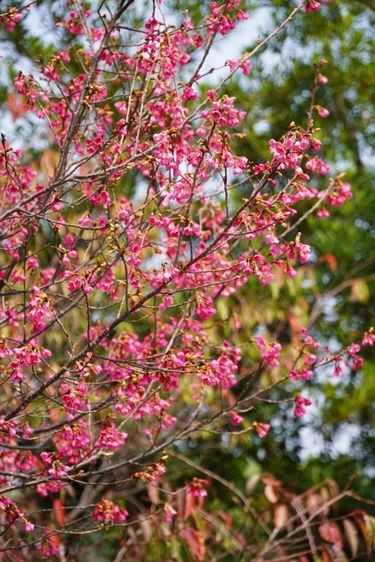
319 487 331 515
362 514 375 556
343 518 359 558
41 148 59 178
49 406 61 423
324 479 340 498
139 517 152 541
176 489 185 518
354 509 374 554
147 483 159 505
246 473 261 495
274 504 290 529
262 474 282 487
264 483 278 504
306 492 322 516
330 545 349 562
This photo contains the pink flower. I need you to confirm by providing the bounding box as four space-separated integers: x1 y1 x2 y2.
352 355 364 370
159 294 174 311
95 422 127 452
93 500 128 524
230 412 243 426
315 105 330 118
40 452 68 478
26 256 39 269
261 342 282 367
36 533 60 557
305 157 330 176
348 343 361 356
305 0 332 13
317 207 330 218
186 478 209 499
317 73 328 84
163 502 177 523
293 395 312 418
37 481 65 497
253 422 271 438
254 335 266 350
201 95 245 127
290 368 313 381
67 277 83 292
24 520 35 532
114 101 127 115
228 58 251 76
362 331 375 346
60 382 87 411
182 86 199 100
304 334 320 349
195 296 216 319
54 422 90 463
327 181 352 207
40 452 53 465
5 10 22 32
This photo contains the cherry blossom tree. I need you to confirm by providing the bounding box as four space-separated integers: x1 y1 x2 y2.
0 0 373 559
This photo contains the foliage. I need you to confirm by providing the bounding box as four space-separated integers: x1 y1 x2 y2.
220 0 375 476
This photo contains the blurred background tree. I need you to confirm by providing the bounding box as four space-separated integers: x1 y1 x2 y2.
168 0 375 530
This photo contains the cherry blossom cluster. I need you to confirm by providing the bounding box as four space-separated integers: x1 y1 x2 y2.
0 0 370 556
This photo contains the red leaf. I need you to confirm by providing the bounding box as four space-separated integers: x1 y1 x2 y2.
320 253 337 271
53 498 65 527
217 510 232 528
183 490 195 520
7 92 27 120
319 521 343 549
182 528 205 562
321 549 332 562
357 514 375 556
